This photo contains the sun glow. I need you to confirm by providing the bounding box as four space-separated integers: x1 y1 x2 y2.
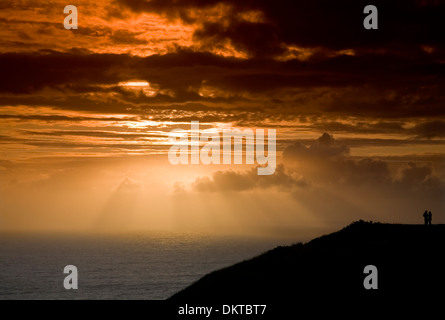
119 81 150 87
118 80 159 97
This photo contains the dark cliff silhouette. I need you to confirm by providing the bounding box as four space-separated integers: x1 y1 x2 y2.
169 221 444 314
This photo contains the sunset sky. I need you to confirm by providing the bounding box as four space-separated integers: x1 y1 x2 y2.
0 0 444 235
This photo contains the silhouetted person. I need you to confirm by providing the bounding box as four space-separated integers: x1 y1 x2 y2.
423 210 429 225
428 211 432 225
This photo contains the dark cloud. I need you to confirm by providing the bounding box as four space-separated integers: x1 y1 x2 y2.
17 31 32 41
1 1 444 145
283 132 444 189
21 140 169 151
192 164 307 192
0 114 139 122
411 120 445 139
310 120 406 135
109 30 148 45
0 50 135 94
1 49 444 119
118 0 445 58
283 134 391 186
397 162 435 186
290 120 445 145
334 138 445 148
186 133 444 225
283 133 350 159
21 130 167 140
1 49 442 93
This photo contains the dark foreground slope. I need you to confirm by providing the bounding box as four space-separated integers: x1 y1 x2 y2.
169 221 444 313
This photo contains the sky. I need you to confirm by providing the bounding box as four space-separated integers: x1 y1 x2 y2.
0 0 444 235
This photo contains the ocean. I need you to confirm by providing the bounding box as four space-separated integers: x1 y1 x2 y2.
0 232 302 300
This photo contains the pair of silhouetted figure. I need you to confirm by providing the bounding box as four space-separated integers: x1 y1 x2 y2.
423 210 432 225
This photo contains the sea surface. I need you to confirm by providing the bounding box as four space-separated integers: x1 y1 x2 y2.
0 232 309 300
